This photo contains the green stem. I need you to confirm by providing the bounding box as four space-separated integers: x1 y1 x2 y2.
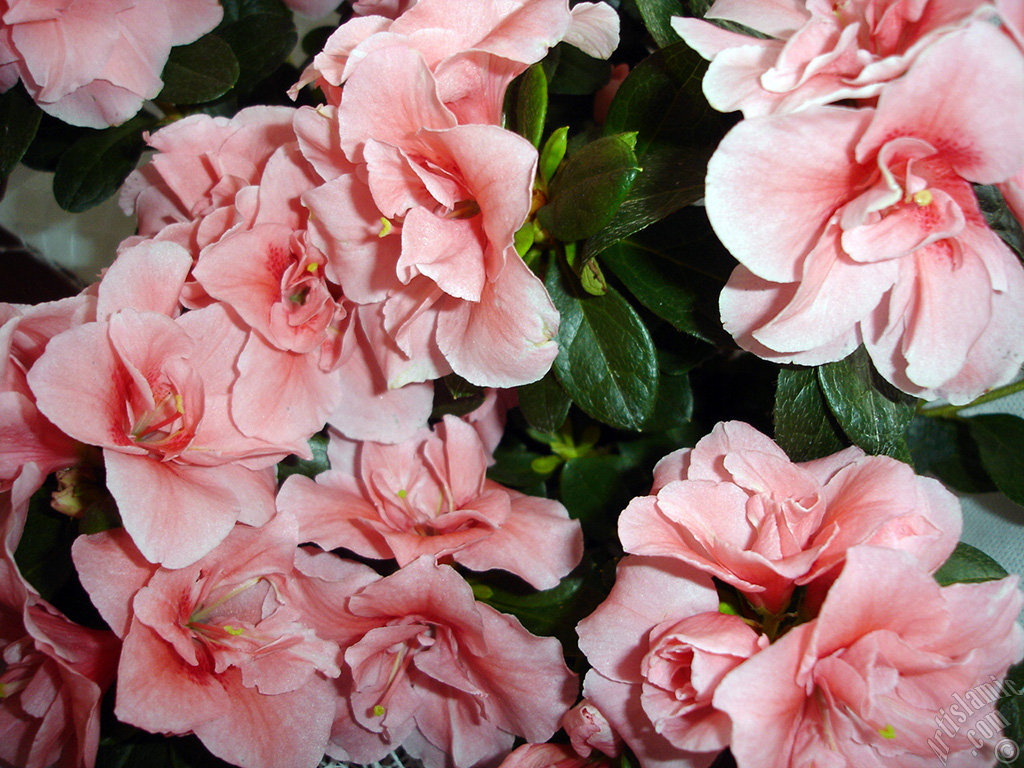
919 378 1024 419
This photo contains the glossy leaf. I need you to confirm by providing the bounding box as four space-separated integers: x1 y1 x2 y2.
218 0 290 22
537 132 641 242
158 34 240 104
0 85 42 179
934 542 1010 587
817 347 916 461
219 13 298 94
774 367 846 462
560 453 632 539
967 414 1024 506
641 367 693 432
519 371 572 433
908 415 995 494
53 113 157 212
14 484 77 602
635 0 686 48
977 184 1023 257
505 63 548 148
539 126 569 185
276 431 330 483
546 260 658 430
548 43 612 95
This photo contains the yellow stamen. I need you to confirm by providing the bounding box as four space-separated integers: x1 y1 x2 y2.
306 263 319 273
224 625 244 636
912 189 933 206
397 489 408 499
174 394 184 414
378 217 393 238
373 705 386 717
878 724 896 740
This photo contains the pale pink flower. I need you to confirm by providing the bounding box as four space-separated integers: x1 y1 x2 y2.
71 512 366 768
0 0 222 128
278 415 582 589
27 242 291 567
1 465 119 768
672 0 995 117
576 555 736 768
618 421 960 612
326 556 578 768
282 0 340 15
351 0 416 16
496 743 595 768
563 699 622 758
295 56 561 389
714 546 1024 768
0 294 95 488
713 23 1024 403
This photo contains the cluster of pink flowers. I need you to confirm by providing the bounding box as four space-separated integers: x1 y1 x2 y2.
676 0 1024 403
577 422 1024 767
0 1 619 766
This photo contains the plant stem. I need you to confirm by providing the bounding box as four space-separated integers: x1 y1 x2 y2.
918 378 1024 419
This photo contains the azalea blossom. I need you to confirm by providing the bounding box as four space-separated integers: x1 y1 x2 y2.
714 546 1024 768
71 512 367 768
325 556 578 768
563 699 623 758
672 0 996 117
1 465 119 768
712 23 1024 402
277 415 583 589
0 0 222 128
618 421 960 612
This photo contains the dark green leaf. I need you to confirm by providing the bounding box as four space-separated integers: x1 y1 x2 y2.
641 367 693 432
583 144 711 258
537 133 641 242
219 14 298 94
158 35 240 104
908 415 995 494
0 85 42 179
504 63 547 148
934 542 1009 587
604 41 726 156
431 374 485 418
14 484 77 602
19 112 92 172
487 445 550 492
53 113 156 212
968 414 1024 506
976 184 1023 257
999 661 1024 768
302 25 336 57
634 0 685 48
560 453 632 539
817 347 916 461
774 367 846 462
217 0 290 23
518 371 572 433
276 431 330 483
546 260 658 430
547 43 612 95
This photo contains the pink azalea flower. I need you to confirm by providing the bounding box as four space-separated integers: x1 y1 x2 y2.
672 0 995 117
618 421 960 612
295 50 561 389
563 699 623 758
576 555 740 768
71 512 366 768
712 23 1024 402
1 465 119 768
495 742 598 768
325 556 578 768
27 242 292 567
714 546 1024 768
0 0 222 128
278 415 583 590
0 294 95 488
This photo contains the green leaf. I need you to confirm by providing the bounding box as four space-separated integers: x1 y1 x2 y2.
218 13 298 94
908 415 995 494
546 260 658 430
518 372 572 433
547 43 612 95
967 414 1024 506
276 432 330 483
934 542 1009 587
431 373 485 418
560 453 632 539
817 348 916 461
14 484 77 602
774 367 847 462
634 0 685 48
504 63 547 148
217 0 290 23
0 85 42 179
539 126 569 185
583 144 711 258
158 34 240 104
976 184 1023 257
603 42 725 156
487 444 550 493
537 133 641 243
19 112 92 172
53 113 156 212
641 366 693 432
